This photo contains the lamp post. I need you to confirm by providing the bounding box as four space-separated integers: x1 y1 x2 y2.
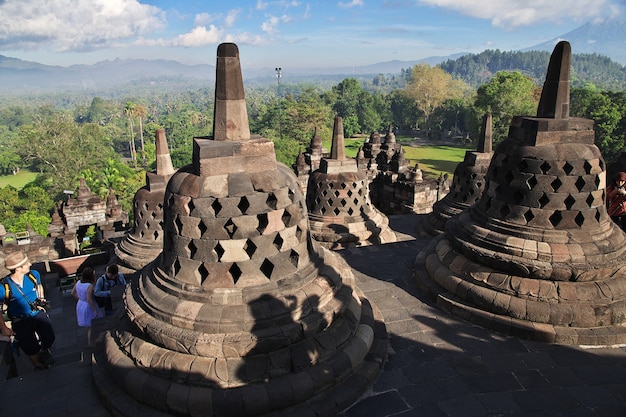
275 67 282 85
275 67 283 140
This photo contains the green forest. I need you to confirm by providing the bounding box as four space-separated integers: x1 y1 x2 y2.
1 51 625 238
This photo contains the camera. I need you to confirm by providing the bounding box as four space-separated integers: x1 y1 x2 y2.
33 298 49 309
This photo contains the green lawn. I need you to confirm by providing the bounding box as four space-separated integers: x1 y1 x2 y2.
0 170 38 189
323 137 470 178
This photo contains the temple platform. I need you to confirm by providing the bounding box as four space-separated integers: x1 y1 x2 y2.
1 214 625 416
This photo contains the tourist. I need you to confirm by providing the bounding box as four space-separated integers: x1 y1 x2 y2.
0 250 56 370
607 171 626 230
94 264 126 316
71 267 101 345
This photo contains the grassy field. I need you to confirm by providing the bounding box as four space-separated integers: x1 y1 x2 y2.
0 170 38 189
323 136 470 178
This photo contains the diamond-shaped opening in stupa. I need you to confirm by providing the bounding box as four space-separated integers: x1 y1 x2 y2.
211 199 222 216
575 177 586 192
289 250 299 268
174 216 184 234
198 220 208 237
549 211 563 227
524 209 535 224
551 178 563 192
273 233 284 250
281 209 292 227
564 195 576 210
539 193 550 208
244 239 257 259
238 197 250 214
173 258 182 276
257 213 269 234
584 160 593 175
214 243 225 261
563 162 574 175
187 199 195 214
574 211 585 227
527 176 538 189
586 193 595 208
187 241 198 258
230 263 243 284
224 219 237 238
540 161 551 174
266 193 278 210
198 263 209 284
260 259 274 279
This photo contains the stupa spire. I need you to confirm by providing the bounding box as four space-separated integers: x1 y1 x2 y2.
536 40 571 119
330 116 346 160
154 128 175 176
212 43 250 141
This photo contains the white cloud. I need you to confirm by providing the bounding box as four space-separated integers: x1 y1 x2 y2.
194 13 215 27
262 15 281 33
417 0 614 28
224 8 241 28
169 25 221 47
338 0 365 8
0 0 165 51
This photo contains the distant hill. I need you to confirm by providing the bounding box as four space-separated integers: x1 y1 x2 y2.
523 17 626 65
440 49 626 91
0 52 465 94
0 57 216 93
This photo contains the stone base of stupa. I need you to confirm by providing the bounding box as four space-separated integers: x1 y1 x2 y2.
415 234 626 346
308 211 396 250
92 246 388 417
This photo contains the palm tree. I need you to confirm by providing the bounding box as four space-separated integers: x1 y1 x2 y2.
124 101 137 168
134 104 147 164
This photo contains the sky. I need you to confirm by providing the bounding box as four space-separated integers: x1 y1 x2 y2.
0 0 623 71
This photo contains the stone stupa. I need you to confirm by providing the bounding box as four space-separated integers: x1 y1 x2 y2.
307 116 396 248
416 41 626 345
114 128 176 272
93 43 387 417
424 113 494 235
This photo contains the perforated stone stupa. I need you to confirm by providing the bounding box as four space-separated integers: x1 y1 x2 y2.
424 113 494 235
416 41 626 345
114 128 176 272
93 43 387 417
307 116 396 248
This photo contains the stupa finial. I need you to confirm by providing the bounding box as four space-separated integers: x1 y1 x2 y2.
536 40 571 119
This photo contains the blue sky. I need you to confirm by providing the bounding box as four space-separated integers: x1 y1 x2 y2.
0 0 623 70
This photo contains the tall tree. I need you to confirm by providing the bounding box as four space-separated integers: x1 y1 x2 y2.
403 64 469 126
124 101 137 168
474 71 539 144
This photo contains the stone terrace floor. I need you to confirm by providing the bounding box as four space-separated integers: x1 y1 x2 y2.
2 213 626 417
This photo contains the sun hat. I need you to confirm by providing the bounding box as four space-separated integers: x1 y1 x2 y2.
5 251 29 270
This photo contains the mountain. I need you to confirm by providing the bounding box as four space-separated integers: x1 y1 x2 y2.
523 17 626 65
0 52 468 94
0 57 216 93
